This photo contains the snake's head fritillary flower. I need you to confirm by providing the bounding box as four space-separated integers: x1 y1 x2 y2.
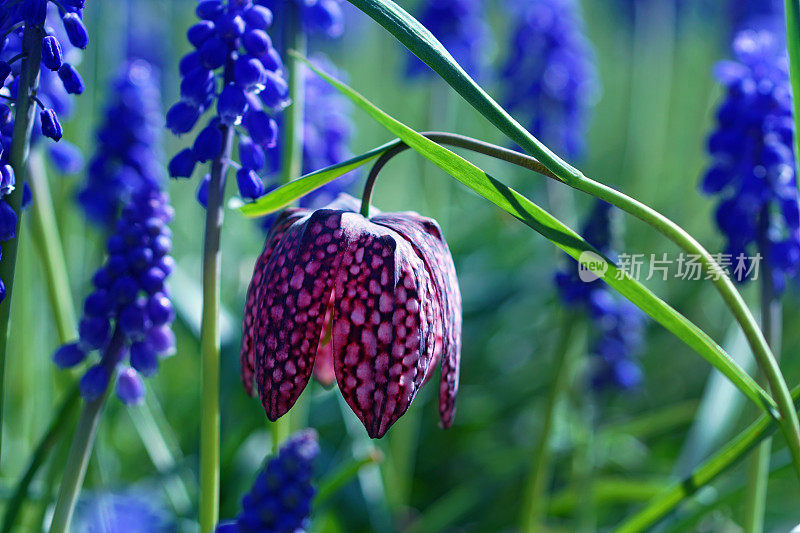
240 195 462 438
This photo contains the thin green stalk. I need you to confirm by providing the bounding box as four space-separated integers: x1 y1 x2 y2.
280 3 306 185
199 108 235 533
0 385 79 533
743 226 782 533
0 23 44 459
359 131 800 479
784 0 800 187
49 328 126 533
614 385 800 533
27 151 77 342
520 313 579 531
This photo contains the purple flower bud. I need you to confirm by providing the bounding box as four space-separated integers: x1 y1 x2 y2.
62 13 89 49
140 266 166 294
260 71 289 109
147 325 176 356
0 164 15 197
84 289 113 317
58 63 85 94
152 234 171 257
53 342 86 369
168 148 197 178
127 246 154 271
166 102 201 135
119 301 148 336
236 168 265 199
197 174 210 207
61 0 85 10
239 136 265 171
188 20 216 48
196 0 225 20
156 256 175 276
130 342 159 377
0 63 10 84
259 48 283 72
80 365 110 401
181 68 216 107
92 267 114 289
243 110 278 147
148 293 174 326
216 13 245 39
242 29 272 57
235 55 267 92
179 52 203 76
243 6 273 30
116 367 145 404
0 201 16 241
79 316 111 350
193 124 224 163
199 35 228 70
218 83 248 125
41 36 63 71
110 275 140 304
306 0 344 39
40 109 63 141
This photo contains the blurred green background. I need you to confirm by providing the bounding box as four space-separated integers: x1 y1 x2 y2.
4 0 800 531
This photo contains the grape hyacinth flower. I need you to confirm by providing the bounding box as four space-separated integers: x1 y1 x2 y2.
167 0 289 203
701 30 799 294
500 0 599 158
216 430 319 533
78 60 163 226
52 185 176 405
554 201 645 390
260 0 345 39
240 195 462 438
0 0 87 299
406 0 490 79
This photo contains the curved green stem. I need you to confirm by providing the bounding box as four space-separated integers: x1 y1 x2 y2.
614 384 800 533
0 23 44 459
49 328 126 533
520 313 580 531
199 119 234 533
364 131 800 479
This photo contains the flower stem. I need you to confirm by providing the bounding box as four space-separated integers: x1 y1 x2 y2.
49 328 126 533
280 2 306 185
520 312 579 532
0 385 79 533
783 0 800 191
364 132 800 480
615 384 800 533
0 23 44 460
743 226 782 533
27 151 77 342
199 114 235 533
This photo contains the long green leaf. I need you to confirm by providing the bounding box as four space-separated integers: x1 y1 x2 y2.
785 0 800 198
294 53 774 415
239 141 397 217
343 0 581 183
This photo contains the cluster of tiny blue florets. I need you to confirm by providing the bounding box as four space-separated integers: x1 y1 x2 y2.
53 186 176 405
500 0 598 158
702 30 800 294
406 0 490 80
79 60 163 226
555 201 645 391
216 430 319 533
167 0 289 203
0 0 87 301
260 0 344 39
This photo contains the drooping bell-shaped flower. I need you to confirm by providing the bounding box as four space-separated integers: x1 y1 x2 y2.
240 195 462 438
